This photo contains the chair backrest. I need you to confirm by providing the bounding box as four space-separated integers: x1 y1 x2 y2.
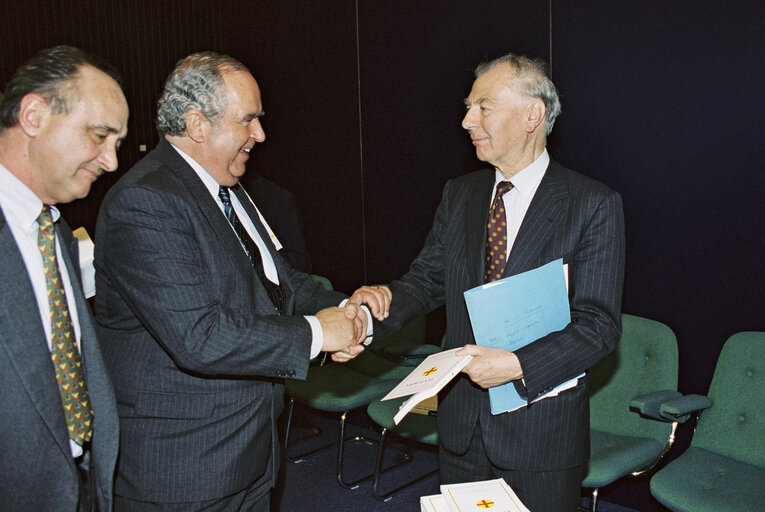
589 314 678 440
310 274 333 291
691 331 765 468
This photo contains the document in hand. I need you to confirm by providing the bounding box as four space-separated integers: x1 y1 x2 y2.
381 348 472 425
440 478 530 512
463 259 571 414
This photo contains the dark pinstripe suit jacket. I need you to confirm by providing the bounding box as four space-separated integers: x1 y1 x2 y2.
0 211 119 511
377 160 625 471
94 139 346 503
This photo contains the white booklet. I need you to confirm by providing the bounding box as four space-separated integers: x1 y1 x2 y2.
441 478 530 512
381 348 472 425
421 493 450 512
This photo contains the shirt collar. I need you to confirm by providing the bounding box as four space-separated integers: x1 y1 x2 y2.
494 148 549 198
0 162 60 230
169 144 226 199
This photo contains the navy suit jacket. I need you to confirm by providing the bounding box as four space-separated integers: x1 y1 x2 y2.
94 139 346 503
377 160 625 470
0 211 119 511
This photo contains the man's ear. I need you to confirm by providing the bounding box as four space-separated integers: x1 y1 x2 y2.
185 109 210 143
525 99 546 133
17 93 50 137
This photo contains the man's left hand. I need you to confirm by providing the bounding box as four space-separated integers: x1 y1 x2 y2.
456 345 523 389
349 285 392 321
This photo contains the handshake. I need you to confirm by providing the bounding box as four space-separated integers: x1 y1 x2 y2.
316 285 392 363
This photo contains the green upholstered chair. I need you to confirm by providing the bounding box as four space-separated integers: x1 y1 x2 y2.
581 314 686 511
649 331 765 512
309 273 334 292
366 395 439 501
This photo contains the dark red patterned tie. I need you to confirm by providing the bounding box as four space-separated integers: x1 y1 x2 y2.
38 206 93 445
484 181 514 283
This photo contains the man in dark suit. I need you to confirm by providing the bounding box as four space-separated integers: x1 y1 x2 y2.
0 46 128 511
372 54 625 511
94 52 386 511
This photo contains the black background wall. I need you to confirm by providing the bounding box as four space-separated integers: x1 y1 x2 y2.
1 1 763 510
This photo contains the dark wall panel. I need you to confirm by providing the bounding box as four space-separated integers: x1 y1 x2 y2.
0 0 226 236
357 1 551 284
222 0 364 293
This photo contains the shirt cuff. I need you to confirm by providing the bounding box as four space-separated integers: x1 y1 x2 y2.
339 299 374 345
304 316 323 359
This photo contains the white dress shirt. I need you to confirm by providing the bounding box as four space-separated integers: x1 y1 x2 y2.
0 163 85 457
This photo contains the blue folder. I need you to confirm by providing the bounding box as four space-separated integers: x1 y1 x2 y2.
463 259 570 414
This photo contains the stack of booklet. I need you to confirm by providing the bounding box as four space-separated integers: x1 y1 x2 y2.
421 478 530 512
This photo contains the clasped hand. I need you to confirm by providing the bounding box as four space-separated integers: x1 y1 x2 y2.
317 285 392 363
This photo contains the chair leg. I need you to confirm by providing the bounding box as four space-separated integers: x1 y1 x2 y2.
283 399 323 463
371 427 438 501
284 403 413 489
576 488 599 512
336 411 411 489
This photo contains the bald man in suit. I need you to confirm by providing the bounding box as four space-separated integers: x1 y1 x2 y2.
371 54 625 511
0 46 128 511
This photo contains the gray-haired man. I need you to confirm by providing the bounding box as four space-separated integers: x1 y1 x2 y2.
94 52 388 511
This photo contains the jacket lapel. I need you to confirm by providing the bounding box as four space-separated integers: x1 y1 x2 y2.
506 161 569 276
464 170 495 286
232 184 296 309
0 213 72 458
157 141 254 281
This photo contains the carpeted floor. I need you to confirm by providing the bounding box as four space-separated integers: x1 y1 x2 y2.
273 404 642 512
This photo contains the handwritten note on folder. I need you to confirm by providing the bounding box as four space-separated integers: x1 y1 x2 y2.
463 259 572 415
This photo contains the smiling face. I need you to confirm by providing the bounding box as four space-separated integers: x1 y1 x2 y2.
199 70 265 187
461 64 544 177
27 65 128 204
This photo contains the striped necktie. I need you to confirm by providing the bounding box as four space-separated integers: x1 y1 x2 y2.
37 205 93 445
218 186 285 313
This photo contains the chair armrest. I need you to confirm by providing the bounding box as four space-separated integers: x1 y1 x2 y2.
630 390 683 420
659 394 712 422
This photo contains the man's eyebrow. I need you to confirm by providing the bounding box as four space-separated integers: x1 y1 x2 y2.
243 111 266 122
89 123 121 134
463 97 493 106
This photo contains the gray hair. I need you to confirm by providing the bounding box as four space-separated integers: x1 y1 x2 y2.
475 53 561 136
0 45 121 130
156 51 249 137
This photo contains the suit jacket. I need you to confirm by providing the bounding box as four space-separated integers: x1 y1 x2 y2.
377 160 625 470
0 211 119 511
94 139 346 503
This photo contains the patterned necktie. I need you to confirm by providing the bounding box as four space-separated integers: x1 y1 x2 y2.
37 206 93 445
484 181 514 283
218 186 285 313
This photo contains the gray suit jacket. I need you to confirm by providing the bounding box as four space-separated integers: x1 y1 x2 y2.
377 160 625 471
0 211 119 511
94 139 345 503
